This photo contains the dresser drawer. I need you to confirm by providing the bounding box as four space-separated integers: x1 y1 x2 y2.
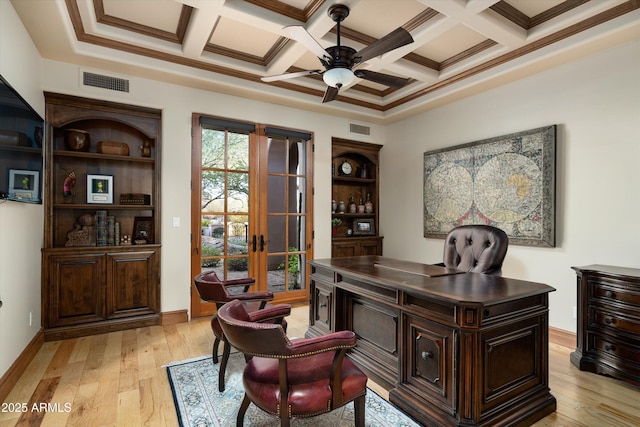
590 279 640 307
590 306 640 335
588 332 640 365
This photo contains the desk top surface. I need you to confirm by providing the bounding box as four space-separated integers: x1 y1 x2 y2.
309 256 555 304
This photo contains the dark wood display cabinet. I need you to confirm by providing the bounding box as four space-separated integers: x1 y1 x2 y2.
331 138 382 257
42 93 161 341
571 265 640 387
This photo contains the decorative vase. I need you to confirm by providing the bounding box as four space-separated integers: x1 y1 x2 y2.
332 226 338 238
140 140 152 157
365 194 374 213
331 200 337 213
337 201 346 213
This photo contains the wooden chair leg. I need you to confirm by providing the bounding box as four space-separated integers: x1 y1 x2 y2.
237 394 251 427
280 414 290 427
212 336 221 364
218 339 231 392
354 395 366 427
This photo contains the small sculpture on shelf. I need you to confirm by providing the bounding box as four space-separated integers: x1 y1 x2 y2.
331 218 342 238
140 140 152 157
63 171 76 203
65 213 96 247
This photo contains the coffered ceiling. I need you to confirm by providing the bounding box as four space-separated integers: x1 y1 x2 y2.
11 0 640 122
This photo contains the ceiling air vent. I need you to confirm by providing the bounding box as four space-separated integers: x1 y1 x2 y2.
82 72 130 93
350 123 370 136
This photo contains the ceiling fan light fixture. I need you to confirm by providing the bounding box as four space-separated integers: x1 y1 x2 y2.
323 68 354 88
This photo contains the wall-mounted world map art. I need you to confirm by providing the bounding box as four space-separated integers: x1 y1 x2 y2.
424 125 556 247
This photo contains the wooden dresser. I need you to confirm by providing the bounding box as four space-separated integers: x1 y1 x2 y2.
308 256 557 426
571 265 640 387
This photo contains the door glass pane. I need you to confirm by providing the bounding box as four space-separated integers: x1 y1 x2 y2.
266 135 309 295
200 127 251 281
268 175 286 213
267 138 287 173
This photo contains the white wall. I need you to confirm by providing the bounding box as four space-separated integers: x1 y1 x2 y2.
381 40 640 333
40 60 386 316
0 0 45 378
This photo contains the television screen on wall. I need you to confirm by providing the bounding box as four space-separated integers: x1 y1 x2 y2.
0 74 44 204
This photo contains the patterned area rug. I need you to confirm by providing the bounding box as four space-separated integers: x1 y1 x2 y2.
167 352 421 426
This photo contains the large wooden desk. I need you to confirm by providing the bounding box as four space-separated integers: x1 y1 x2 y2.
307 256 556 427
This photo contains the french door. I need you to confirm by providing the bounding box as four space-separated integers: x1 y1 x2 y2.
190 116 313 317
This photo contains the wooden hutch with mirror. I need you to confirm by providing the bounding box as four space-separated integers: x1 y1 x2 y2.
331 138 382 257
42 93 161 341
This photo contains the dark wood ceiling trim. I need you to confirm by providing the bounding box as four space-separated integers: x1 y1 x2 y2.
491 0 590 30
263 37 290 65
530 0 590 28
243 0 325 22
440 39 498 70
404 8 440 32
65 0 638 113
384 0 640 112
490 1 531 29
92 0 190 44
65 1 383 110
204 44 266 66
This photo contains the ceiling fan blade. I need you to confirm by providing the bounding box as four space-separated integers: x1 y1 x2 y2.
322 86 339 103
354 27 414 64
354 70 411 88
284 26 332 60
261 69 322 82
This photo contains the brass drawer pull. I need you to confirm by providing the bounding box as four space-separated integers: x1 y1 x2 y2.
604 290 615 299
604 317 617 325
421 351 433 360
604 344 616 352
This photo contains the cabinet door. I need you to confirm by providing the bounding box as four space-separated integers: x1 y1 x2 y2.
46 253 106 327
359 238 382 255
332 240 358 258
311 281 334 333
405 315 456 413
106 250 158 318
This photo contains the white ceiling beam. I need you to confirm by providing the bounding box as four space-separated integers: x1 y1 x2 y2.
180 0 226 58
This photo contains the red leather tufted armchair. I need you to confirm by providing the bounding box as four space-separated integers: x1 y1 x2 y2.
442 225 509 275
193 272 288 392
217 299 368 427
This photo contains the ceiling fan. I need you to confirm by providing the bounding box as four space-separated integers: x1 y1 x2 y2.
261 4 414 103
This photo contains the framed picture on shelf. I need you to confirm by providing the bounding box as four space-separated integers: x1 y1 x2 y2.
352 218 376 236
8 169 39 201
86 174 113 204
133 216 154 244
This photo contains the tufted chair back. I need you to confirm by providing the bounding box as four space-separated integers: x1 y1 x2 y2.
442 225 508 275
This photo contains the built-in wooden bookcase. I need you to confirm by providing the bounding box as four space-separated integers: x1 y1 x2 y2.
42 93 162 340
331 138 382 257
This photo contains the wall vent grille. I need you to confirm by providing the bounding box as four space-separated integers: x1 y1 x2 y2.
350 123 370 135
83 72 130 93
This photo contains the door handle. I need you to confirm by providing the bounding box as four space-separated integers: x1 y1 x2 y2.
252 235 257 252
260 235 265 252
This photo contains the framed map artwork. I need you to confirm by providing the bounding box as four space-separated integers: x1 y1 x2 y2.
423 125 556 247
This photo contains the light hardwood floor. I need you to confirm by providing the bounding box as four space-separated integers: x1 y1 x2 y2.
1 304 639 427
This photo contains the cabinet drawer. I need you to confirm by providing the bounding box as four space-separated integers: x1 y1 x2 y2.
588 332 640 365
590 307 640 335
590 279 640 307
